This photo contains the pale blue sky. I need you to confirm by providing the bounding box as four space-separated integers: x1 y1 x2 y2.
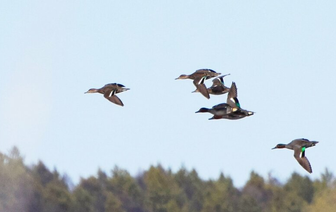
1 1 335 187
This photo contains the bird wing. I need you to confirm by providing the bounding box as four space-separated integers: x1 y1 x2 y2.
209 78 229 95
209 115 224 120
116 83 125 87
193 77 210 99
212 74 230 84
104 83 117 87
227 82 240 109
294 148 312 173
212 103 229 110
195 69 216 74
104 90 124 106
212 78 223 86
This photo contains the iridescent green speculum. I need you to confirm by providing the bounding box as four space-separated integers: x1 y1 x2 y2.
233 97 240 108
301 147 306 152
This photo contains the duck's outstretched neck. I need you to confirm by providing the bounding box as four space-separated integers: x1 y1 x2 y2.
85 88 99 94
176 74 188 80
196 108 209 113
272 144 287 149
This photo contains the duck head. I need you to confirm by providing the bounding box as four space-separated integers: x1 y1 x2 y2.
272 144 286 149
85 88 99 94
175 74 189 80
195 108 209 113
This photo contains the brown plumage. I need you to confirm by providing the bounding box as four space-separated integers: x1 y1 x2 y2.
85 83 130 106
176 69 221 99
272 138 318 173
193 74 230 96
196 82 254 120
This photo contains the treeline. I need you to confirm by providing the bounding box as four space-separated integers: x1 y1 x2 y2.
1 147 335 212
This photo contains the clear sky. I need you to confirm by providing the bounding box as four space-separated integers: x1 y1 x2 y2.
1 1 335 187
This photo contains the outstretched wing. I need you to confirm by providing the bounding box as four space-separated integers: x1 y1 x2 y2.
104 90 124 106
212 74 230 85
294 148 312 173
211 78 223 87
193 77 210 99
227 82 240 109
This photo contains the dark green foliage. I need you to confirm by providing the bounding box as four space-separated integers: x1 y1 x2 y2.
43 181 73 212
73 187 94 212
238 194 262 212
105 192 125 212
285 172 314 203
143 165 184 212
79 176 106 212
0 147 336 212
201 174 240 212
241 171 272 211
32 161 54 186
175 168 204 211
108 166 144 211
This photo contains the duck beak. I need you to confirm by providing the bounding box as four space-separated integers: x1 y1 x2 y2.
271 147 277 150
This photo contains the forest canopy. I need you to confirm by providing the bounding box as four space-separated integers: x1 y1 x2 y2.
0 147 335 212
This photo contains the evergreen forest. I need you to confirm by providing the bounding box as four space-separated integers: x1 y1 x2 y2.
1 147 335 212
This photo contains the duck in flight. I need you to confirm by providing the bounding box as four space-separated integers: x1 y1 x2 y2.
176 69 221 99
85 83 130 106
192 74 231 96
196 82 254 120
272 138 318 173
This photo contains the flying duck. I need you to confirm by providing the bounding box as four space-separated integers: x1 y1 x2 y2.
196 82 254 120
85 83 129 106
193 74 230 96
176 69 221 99
272 138 318 173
